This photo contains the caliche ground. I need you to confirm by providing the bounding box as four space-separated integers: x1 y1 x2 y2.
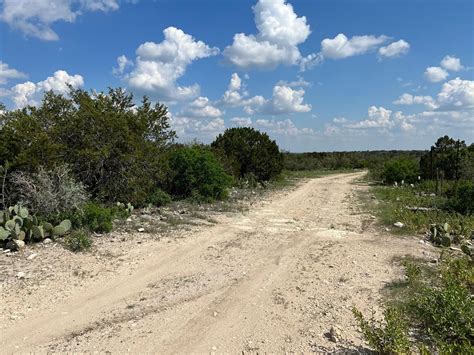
0 172 437 352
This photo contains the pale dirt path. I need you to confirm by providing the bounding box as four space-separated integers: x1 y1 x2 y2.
0 172 435 353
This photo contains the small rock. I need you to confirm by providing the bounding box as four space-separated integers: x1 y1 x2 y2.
328 326 342 342
3 249 11 253
43 238 52 244
137 228 145 233
385 227 390 232
126 218 133 223
16 272 26 279
393 222 404 228
27 253 38 260
211 346 217 351
429 193 436 197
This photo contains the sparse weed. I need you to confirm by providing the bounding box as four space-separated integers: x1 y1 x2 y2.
64 229 92 252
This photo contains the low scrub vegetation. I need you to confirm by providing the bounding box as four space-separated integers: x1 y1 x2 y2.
371 184 474 237
10 165 89 217
0 88 286 250
63 229 93 252
355 135 473 353
354 254 474 353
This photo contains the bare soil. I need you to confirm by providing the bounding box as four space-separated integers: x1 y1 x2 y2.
0 172 438 353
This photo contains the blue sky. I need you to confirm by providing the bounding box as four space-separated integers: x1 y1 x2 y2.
0 0 473 152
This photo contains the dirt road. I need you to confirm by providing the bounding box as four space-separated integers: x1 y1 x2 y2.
1 172 433 352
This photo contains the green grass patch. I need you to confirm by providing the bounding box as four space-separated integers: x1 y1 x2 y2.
368 185 474 235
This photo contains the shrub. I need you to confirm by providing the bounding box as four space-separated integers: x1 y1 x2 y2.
81 203 114 233
49 201 132 234
211 127 283 183
404 256 474 351
10 165 88 217
166 146 232 201
381 158 419 184
355 255 474 353
64 229 92 252
445 181 474 215
352 307 410 354
146 188 172 207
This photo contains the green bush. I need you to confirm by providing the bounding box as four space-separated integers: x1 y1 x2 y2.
445 181 474 215
404 256 474 351
81 203 114 233
352 307 410 354
166 146 232 201
382 158 419 184
0 88 176 207
49 201 132 234
64 229 92 252
211 127 283 183
146 188 172 207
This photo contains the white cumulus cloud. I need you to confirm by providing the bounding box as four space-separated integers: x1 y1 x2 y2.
254 118 313 136
113 55 133 76
345 106 395 129
424 67 449 83
437 78 474 110
221 73 248 106
244 85 311 115
378 39 410 59
0 61 26 85
393 93 438 110
223 0 311 70
10 70 84 108
180 96 223 118
220 73 311 115
440 55 464 72
320 33 388 59
122 27 219 102
0 0 120 41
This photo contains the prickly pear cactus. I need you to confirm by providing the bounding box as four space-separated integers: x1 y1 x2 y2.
0 203 72 246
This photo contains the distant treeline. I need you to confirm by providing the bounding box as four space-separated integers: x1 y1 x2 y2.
284 150 426 172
